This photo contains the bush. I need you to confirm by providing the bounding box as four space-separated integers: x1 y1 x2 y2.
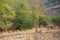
32 8 40 27
32 7 50 27
13 15 34 30
39 14 50 26
0 21 13 31
0 2 15 20
0 2 15 31
52 16 60 26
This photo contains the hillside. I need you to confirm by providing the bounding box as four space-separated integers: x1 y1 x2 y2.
27 0 60 17
0 0 60 40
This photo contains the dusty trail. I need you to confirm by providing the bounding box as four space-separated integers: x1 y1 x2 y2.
0 28 60 40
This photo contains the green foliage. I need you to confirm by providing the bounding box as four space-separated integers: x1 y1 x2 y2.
0 2 15 31
39 14 50 26
0 2 15 20
0 21 13 31
13 15 34 30
12 0 33 30
52 16 60 26
0 0 32 16
32 7 40 26
0 0 34 31
31 7 50 27
0 0 56 31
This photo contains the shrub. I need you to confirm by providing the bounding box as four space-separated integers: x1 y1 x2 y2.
32 7 50 27
52 16 60 26
0 2 15 31
0 21 13 31
31 7 40 27
0 2 15 20
13 15 34 30
39 14 50 26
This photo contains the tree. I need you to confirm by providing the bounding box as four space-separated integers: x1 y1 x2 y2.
32 7 40 27
39 14 50 26
0 2 15 31
0 0 32 16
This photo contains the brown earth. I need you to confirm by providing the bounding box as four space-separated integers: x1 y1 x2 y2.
0 27 60 40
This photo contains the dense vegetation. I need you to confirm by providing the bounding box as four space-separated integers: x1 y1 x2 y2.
52 16 60 27
0 0 60 31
